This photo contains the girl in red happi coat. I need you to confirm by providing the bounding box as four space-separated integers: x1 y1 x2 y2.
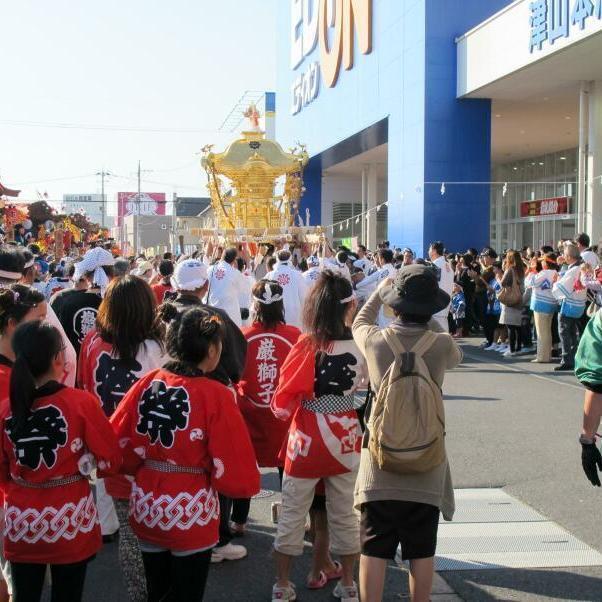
0 286 47 602
0 321 121 602
78 276 167 602
111 305 260 602
271 271 367 602
232 280 301 534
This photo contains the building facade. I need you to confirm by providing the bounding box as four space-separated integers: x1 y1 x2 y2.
275 0 602 254
63 194 106 228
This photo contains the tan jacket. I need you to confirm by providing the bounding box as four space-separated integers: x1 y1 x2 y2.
351 290 463 520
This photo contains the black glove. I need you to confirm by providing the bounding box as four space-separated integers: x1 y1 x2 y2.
581 442 602 486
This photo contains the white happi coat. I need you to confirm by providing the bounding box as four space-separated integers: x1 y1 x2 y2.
207 260 246 327
266 261 308 329
354 262 398 327
302 266 322 287
432 255 454 331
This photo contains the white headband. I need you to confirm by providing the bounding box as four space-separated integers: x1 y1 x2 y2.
23 259 35 269
340 293 355 304
254 283 283 305
0 269 23 280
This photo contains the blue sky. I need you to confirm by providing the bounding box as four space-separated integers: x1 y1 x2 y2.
0 0 277 208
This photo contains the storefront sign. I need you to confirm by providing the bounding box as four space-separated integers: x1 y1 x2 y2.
529 0 602 53
520 196 570 217
290 0 372 114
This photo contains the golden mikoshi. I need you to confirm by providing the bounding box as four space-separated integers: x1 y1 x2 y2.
200 108 311 240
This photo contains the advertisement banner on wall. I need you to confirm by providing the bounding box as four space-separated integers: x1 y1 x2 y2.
115 192 166 226
520 197 570 218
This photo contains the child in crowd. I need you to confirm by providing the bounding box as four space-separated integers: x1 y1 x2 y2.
482 266 502 350
450 283 466 338
110 305 260 601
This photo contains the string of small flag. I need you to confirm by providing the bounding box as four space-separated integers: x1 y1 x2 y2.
322 175 602 233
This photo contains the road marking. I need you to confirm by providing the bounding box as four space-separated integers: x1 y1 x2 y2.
461 349 583 392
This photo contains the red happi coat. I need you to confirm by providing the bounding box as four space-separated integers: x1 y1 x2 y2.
0 356 12 401
272 335 367 479
237 323 301 467
0 383 121 564
111 368 260 552
78 329 167 499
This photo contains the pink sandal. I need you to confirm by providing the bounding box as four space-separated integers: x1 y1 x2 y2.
324 560 343 581
306 571 327 589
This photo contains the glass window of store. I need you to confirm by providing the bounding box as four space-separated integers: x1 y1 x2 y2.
490 148 577 252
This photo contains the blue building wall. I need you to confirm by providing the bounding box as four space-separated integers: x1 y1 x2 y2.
276 0 512 255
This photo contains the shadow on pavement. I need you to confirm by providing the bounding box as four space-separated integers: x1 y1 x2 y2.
444 395 500 401
442 567 602 601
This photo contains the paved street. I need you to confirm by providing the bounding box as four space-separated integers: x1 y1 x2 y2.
49 339 602 601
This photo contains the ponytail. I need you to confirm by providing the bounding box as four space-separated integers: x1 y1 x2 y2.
9 321 63 437
9 355 37 437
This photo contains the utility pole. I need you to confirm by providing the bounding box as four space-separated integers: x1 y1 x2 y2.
96 169 111 230
134 160 141 256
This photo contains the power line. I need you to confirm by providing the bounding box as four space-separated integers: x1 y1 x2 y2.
0 119 221 134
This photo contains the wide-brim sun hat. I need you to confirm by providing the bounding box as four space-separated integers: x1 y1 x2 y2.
379 263 450 316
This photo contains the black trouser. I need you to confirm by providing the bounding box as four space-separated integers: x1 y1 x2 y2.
11 558 90 602
231 498 251 525
483 314 499 345
508 325 523 353
218 494 233 546
551 311 560 345
521 308 533 348
231 467 285 525
141 549 212 602
474 291 488 330
558 315 580 367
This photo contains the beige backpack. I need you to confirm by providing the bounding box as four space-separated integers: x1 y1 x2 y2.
367 329 446 474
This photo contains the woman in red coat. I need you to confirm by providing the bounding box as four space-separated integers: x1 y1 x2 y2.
0 286 48 601
232 280 300 533
78 276 168 602
111 305 260 602
0 320 121 602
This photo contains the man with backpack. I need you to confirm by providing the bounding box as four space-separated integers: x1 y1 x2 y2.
352 264 462 602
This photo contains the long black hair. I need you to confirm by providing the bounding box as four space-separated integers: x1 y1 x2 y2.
157 304 224 375
0 285 45 335
302 270 354 348
96 276 163 362
9 321 63 437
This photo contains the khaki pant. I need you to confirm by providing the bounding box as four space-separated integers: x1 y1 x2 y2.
274 471 360 557
534 312 553 362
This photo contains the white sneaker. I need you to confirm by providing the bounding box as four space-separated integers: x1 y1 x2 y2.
502 350 515 357
483 344 497 351
211 542 247 563
495 344 508 353
271 582 296 601
332 580 359 602
478 341 489 348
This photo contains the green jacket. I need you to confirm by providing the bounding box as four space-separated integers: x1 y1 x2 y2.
576 309 602 393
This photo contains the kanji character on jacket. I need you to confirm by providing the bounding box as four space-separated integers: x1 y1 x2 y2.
0 383 121 564
237 322 300 467
111 367 260 552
